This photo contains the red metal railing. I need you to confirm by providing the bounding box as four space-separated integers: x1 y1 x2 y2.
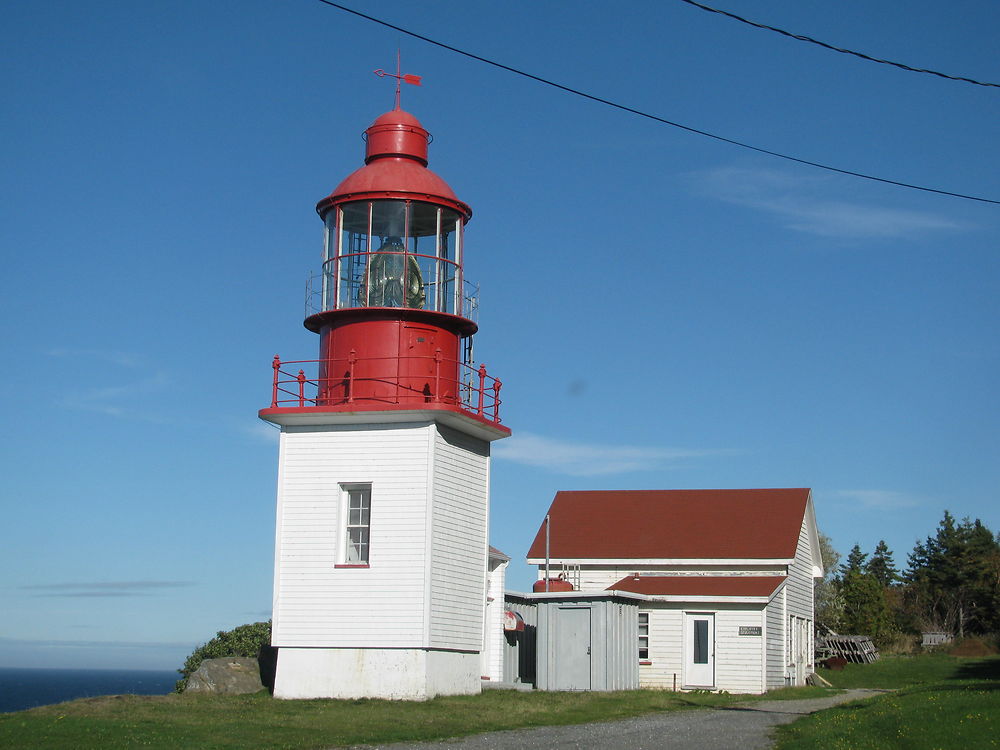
268 352 503 424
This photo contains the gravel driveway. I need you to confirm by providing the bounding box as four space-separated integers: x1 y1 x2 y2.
349 689 884 750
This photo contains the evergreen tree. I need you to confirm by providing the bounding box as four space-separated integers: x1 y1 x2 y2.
866 540 899 587
839 543 868 577
840 569 897 646
903 511 1000 636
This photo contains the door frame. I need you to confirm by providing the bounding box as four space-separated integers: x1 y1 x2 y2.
683 611 716 688
553 605 592 691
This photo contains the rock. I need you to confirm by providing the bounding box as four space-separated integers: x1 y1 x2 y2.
184 657 264 695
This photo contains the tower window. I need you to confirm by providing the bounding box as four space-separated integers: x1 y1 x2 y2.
638 612 649 661
339 484 371 565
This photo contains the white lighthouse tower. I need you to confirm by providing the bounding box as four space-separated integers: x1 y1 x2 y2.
259 100 510 700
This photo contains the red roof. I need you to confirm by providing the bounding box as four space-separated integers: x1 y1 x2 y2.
316 109 472 220
525 489 810 561
607 575 786 598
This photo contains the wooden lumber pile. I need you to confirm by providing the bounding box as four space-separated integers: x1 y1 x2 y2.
818 635 880 663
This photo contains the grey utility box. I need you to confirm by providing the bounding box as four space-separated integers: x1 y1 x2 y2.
531 592 640 691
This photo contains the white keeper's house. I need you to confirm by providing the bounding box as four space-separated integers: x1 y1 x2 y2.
512 488 823 693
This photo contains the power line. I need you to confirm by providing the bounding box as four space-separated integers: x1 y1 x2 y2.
676 0 1000 89
316 1 1000 206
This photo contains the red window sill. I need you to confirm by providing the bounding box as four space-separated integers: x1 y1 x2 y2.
335 564 370 569
639 661 653 666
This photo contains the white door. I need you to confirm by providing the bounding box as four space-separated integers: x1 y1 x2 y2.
790 617 810 685
684 612 715 688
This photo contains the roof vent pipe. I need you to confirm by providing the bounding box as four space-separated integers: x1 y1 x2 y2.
545 514 550 593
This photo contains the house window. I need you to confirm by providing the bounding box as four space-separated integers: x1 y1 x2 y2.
340 484 371 564
638 612 649 660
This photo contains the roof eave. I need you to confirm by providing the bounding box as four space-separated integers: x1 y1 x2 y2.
639 594 772 604
526 557 794 566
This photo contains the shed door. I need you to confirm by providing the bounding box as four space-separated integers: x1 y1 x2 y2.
554 606 591 690
790 616 810 685
684 612 715 688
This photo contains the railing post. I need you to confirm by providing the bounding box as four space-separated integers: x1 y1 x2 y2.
492 379 502 423
434 348 442 403
271 355 281 407
347 349 357 404
477 364 487 415
297 370 306 407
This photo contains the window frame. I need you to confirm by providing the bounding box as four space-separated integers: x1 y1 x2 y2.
638 611 650 662
336 483 372 567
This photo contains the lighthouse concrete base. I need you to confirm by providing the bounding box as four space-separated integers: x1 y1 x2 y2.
272 646 480 701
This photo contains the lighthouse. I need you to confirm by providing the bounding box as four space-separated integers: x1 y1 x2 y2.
259 102 510 700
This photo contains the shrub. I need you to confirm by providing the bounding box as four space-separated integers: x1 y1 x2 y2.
946 635 998 657
176 621 272 692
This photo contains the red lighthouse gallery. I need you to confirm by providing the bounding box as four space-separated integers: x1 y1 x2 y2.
259 105 511 700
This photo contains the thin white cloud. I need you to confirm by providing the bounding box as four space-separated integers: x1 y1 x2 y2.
0 636 195 650
46 348 143 368
62 372 172 415
245 420 280 443
692 166 966 239
21 581 196 598
828 489 924 510
493 432 734 476
45 349 173 420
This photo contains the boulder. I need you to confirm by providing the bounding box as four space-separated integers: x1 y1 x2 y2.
184 657 264 695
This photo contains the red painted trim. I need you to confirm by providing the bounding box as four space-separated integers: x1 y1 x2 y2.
480 676 491 680
303 307 477 337
334 564 370 569
318 190 472 221
259 402 511 434
639 661 653 666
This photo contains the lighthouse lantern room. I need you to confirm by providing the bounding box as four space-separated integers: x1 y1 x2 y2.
259 101 509 701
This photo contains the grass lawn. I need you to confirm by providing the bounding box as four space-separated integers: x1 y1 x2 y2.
775 655 1000 749
0 685 825 750
5 656 992 749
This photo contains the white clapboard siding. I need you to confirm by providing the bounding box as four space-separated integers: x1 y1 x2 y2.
765 585 787 689
786 514 815 623
273 422 433 648
714 607 766 694
483 559 507 680
639 605 765 694
638 606 683 689
783 512 817 680
428 424 490 651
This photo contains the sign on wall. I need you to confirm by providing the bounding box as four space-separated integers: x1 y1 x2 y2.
738 626 762 636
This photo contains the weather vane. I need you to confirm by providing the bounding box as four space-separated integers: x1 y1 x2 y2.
374 50 422 110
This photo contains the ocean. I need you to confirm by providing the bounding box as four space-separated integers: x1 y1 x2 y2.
0 667 178 713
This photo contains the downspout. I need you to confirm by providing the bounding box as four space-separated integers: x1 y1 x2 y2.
545 514 550 593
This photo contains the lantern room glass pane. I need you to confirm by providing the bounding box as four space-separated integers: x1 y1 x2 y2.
326 199 464 315
336 202 371 310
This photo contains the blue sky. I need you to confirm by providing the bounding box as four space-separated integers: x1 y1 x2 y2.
2 0 997 671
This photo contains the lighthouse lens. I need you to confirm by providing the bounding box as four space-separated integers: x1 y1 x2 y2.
330 199 464 314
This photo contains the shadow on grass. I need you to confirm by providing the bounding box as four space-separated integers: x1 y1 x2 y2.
952 657 1000 683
